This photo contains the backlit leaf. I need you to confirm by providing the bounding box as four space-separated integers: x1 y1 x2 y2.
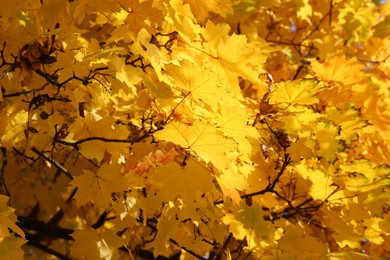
154 121 237 171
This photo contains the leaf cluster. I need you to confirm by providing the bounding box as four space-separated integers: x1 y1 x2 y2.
0 0 389 259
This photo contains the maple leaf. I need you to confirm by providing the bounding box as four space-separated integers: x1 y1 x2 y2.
296 0 313 23
152 160 214 204
214 101 259 154
364 218 390 245
215 165 248 204
276 106 324 134
222 202 274 250
71 228 123 259
72 118 130 163
120 0 164 34
268 79 321 108
321 205 363 248
0 195 25 240
70 164 130 209
146 208 180 257
0 237 26 259
277 220 326 258
340 159 389 193
0 108 28 149
295 163 337 201
373 15 390 37
325 107 367 142
2 0 390 258
110 56 142 96
314 122 343 162
183 0 233 24
287 139 315 162
311 55 364 85
154 121 237 171
164 60 224 111
217 34 266 82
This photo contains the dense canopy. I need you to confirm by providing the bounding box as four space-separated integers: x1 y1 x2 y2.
0 0 389 259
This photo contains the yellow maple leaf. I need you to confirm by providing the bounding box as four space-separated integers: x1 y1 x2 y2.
321 206 362 248
314 122 343 162
222 201 274 249
202 34 266 95
164 60 224 111
340 159 389 193
277 106 324 134
216 166 248 204
0 108 28 149
214 101 259 154
152 160 214 204
0 195 25 241
326 107 367 142
110 56 141 96
154 121 237 171
120 0 164 34
277 220 325 258
70 164 130 209
71 228 123 259
296 0 313 24
268 79 321 108
287 138 315 161
295 163 336 201
0 237 26 259
146 208 179 257
364 218 389 245
184 0 233 24
311 55 364 85
216 34 266 83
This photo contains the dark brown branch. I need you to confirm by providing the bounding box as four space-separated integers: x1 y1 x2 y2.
55 127 162 149
18 206 73 259
66 187 78 204
270 190 293 208
0 147 9 196
91 211 108 229
0 41 17 69
268 153 291 190
2 83 49 98
300 12 330 43
19 216 74 240
292 64 304 80
34 69 62 88
30 147 74 180
215 233 232 260
56 136 134 149
214 153 292 205
169 238 207 260
26 238 72 260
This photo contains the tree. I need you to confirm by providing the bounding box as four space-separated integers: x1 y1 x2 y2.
0 0 389 259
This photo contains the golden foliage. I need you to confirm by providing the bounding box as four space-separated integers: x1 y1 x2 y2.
0 0 389 259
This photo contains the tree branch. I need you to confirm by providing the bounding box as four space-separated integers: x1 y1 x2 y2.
30 147 74 180
169 238 207 260
19 216 74 240
0 147 10 196
26 238 72 260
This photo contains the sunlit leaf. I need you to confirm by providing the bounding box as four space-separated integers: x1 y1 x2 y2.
154 121 237 171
